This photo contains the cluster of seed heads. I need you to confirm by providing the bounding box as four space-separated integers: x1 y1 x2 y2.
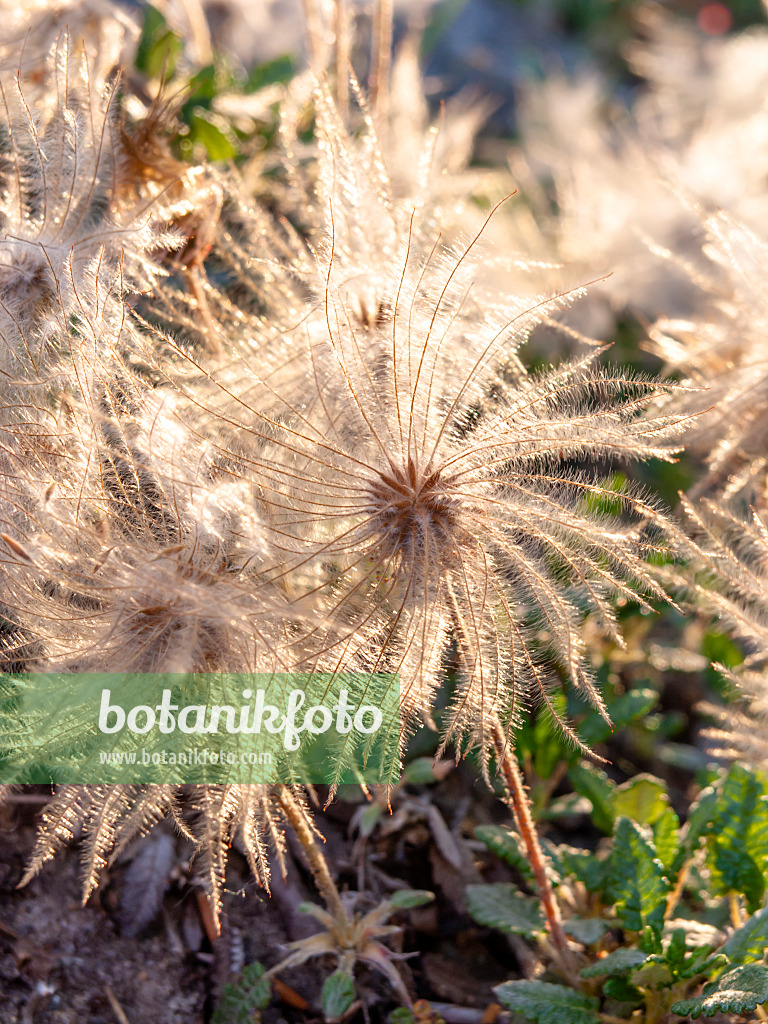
4 0 768 922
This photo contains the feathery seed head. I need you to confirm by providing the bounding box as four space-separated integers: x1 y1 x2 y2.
676 495 768 773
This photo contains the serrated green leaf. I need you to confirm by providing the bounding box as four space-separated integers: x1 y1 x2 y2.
608 818 669 935
671 964 768 1018
494 980 600 1024
613 774 669 827
389 1010 415 1024
631 955 673 989
212 962 270 1024
568 762 616 834
563 917 611 945
685 785 718 852
665 927 687 968
389 889 435 909
723 907 768 965
659 931 723 984
321 970 355 1019
475 825 535 883
680 954 728 981
559 847 606 892
640 924 664 955
465 884 545 936
602 975 644 1006
581 948 650 978
652 806 680 874
706 764 768 913
538 839 567 885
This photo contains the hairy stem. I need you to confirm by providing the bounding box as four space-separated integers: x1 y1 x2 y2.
490 718 569 955
277 786 347 924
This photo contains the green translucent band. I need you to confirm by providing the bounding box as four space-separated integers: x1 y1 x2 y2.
0 672 402 785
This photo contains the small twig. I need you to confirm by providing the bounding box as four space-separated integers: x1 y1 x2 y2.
664 859 689 920
729 892 746 929
272 977 311 1010
0 919 21 941
105 985 131 1024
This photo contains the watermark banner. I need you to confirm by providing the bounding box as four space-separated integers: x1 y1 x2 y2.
0 672 402 785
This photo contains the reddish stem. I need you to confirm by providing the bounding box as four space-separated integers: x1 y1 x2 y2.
490 719 569 955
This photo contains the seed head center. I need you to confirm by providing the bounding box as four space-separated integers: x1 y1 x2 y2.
369 458 455 536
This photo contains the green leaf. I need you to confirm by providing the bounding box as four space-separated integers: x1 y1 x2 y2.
679 953 728 981
389 889 435 909
187 64 219 106
515 695 569 781
703 629 744 674
723 907 768 965
630 955 674 989
563 917 612 945
358 802 382 837
652 806 680 875
212 962 270 1024
706 764 768 913
613 775 669 827
245 54 296 93
321 971 356 1019
640 925 663 955
671 964 768 1018
465 884 545 937
389 1010 415 1024
581 948 650 978
602 975 644 1006
402 757 442 785
135 5 182 80
539 838 568 884
186 111 237 161
474 825 535 883
568 762 616 834
494 980 600 1024
685 784 718 852
559 847 606 892
608 818 669 936
531 703 569 780
579 688 658 746
666 927 686 963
